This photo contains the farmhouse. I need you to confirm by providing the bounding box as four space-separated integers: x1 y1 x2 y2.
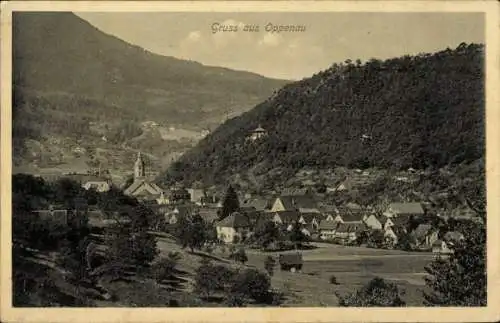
216 212 252 244
187 188 205 205
335 223 366 243
318 220 337 240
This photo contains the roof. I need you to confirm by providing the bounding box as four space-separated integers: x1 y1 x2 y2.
281 188 310 196
273 210 301 223
124 180 164 196
336 223 366 233
301 213 322 224
198 208 219 223
279 253 303 265
339 213 364 223
253 126 266 133
216 212 251 228
411 224 434 239
319 220 337 230
388 202 424 215
278 195 317 210
241 198 269 211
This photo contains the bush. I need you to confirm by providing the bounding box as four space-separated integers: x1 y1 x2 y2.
230 247 248 264
229 268 271 303
194 262 235 298
329 275 338 285
336 277 406 307
264 256 276 276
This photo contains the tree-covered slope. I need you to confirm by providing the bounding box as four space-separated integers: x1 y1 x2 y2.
163 43 484 186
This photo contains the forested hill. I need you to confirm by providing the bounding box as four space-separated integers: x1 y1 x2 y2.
163 43 484 186
12 12 287 176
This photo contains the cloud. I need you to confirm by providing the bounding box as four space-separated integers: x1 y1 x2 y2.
258 33 283 47
187 31 201 42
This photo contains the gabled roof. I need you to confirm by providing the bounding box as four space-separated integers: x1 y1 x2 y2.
389 215 411 227
124 179 164 196
388 202 424 215
273 210 301 224
278 195 317 210
411 224 434 239
216 212 251 228
301 213 322 224
336 222 366 233
339 213 364 223
241 198 269 211
319 220 337 230
198 208 219 224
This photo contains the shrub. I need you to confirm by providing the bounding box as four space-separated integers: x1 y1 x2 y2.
229 268 271 304
336 277 406 307
329 275 338 285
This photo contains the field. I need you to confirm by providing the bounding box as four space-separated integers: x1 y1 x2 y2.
155 236 435 306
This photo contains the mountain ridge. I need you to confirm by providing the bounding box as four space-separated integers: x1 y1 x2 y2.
162 43 485 189
12 12 288 177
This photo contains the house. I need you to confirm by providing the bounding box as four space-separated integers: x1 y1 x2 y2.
82 180 112 192
278 253 303 272
363 214 383 230
383 202 424 218
382 215 410 230
215 212 252 243
281 187 312 196
335 223 367 243
383 226 406 246
432 240 453 255
334 213 365 224
187 188 205 205
270 195 320 213
248 125 268 141
318 220 337 240
270 211 302 230
411 224 439 249
300 213 323 232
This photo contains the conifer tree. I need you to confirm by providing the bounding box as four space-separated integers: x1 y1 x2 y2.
221 185 240 220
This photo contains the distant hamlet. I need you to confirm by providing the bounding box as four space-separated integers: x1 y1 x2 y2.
11 12 485 309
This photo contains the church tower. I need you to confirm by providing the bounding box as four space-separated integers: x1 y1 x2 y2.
134 151 145 181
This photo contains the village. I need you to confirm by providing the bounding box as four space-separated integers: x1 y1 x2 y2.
31 125 482 267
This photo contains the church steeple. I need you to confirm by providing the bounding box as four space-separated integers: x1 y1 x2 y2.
134 151 145 181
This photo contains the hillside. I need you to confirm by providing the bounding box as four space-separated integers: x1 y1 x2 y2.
163 43 484 188
12 12 288 176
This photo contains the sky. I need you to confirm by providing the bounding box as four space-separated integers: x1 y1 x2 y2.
76 12 484 80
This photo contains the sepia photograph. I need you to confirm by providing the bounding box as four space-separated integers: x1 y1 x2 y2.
1 1 499 322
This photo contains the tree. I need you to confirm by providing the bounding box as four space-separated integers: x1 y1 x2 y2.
253 221 281 249
220 185 239 220
288 221 309 249
152 252 182 284
230 247 248 264
194 262 235 298
176 213 208 252
424 221 486 306
229 268 271 304
337 277 406 307
264 256 276 276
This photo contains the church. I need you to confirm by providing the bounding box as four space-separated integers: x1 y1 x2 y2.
124 152 166 202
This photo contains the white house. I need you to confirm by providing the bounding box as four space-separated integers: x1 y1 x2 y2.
216 212 251 244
